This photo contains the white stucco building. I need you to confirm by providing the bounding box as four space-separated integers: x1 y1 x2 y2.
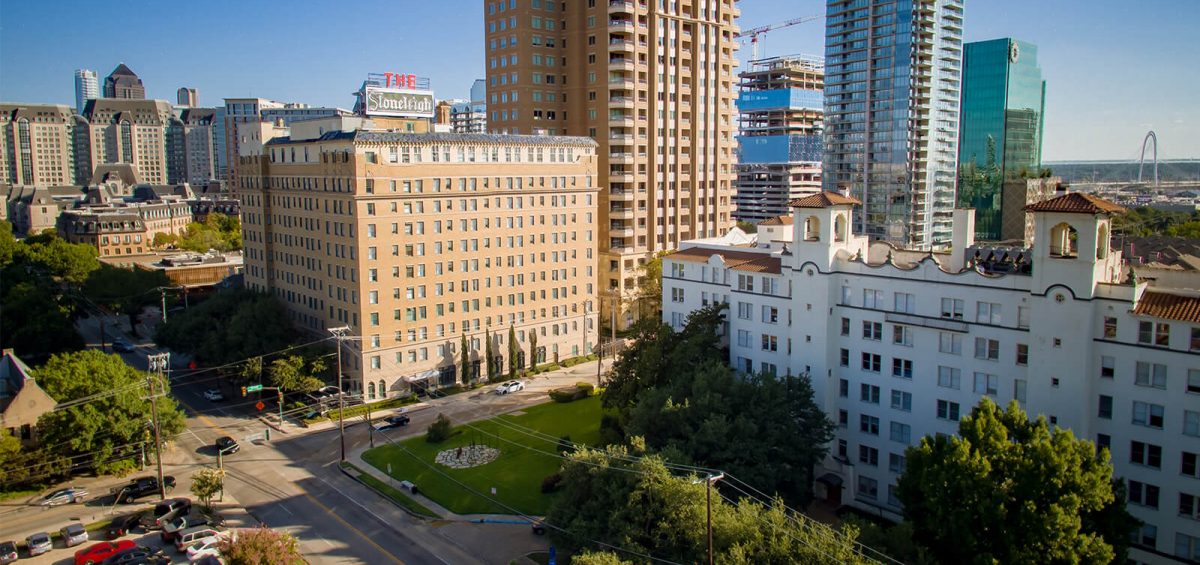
662 192 1200 564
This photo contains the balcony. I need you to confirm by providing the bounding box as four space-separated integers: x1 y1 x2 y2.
609 39 635 54
608 114 634 127
608 225 636 237
608 0 635 14
609 57 636 71
609 189 635 201
609 207 635 219
608 76 635 88
609 133 634 141
609 19 635 32
608 152 635 164
608 171 635 183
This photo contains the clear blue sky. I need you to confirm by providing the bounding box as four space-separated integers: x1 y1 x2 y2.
1 0 1195 161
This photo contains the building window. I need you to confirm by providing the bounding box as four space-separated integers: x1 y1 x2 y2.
888 453 906 474
1133 523 1157 550
892 358 913 379
837 439 847 459
940 298 963 320
892 325 912 346
973 372 998 396
838 409 848 428
1100 356 1115 378
937 400 960 421
974 338 999 361
1103 316 1117 339
761 306 778 324
736 330 750 347
1098 395 1113 419
1188 369 1200 394
858 445 879 466
861 353 881 372
1132 401 1164 429
856 476 878 501
938 333 961 355
1192 327 1200 351
1183 451 1200 479
737 302 752 319
860 384 880 404
1128 480 1160 509
863 289 884 309
890 390 912 411
894 292 915 314
1014 379 1027 403
862 321 882 341
840 349 849 367
1140 321 1170 346
1177 533 1200 562
839 379 848 398
1017 306 1030 329
1135 362 1168 389
1096 433 1111 456
889 422 911 443
937 366 961 390
1187 410 1200 437
1014 343 1028 366
760 334 778 352
841 317 850 336
1131 441 1162 469
860 415 880 435
976 302 1002 324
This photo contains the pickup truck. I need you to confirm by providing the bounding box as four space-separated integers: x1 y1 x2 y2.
111 476 176 504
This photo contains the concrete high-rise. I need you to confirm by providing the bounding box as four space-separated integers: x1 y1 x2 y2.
74 69 98 115
734 55 824 224
957 38 1045 241
0 104 81 187
236 122 600 395
177 87 199 107
82 98 175 184
823 0 964 250
103 64 146 100
483 0 741 322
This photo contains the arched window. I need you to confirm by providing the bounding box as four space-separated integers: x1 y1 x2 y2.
366 382 376 400
834 213 847 242
378 379 387 399
804 216 821 241
1049 223 1078 258
1096 224 1109 259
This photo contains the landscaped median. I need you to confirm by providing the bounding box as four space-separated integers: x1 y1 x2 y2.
339 461 439 518
361 395 601 516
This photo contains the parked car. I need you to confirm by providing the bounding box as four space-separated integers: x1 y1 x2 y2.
61 523 89 547
101 546 168 565
184 537 222 562
161 510 223 543
106 513 145 539
174 527 220 552
111 476 176 504
39 486 89 506
495 380 525 394
149 498 192 530
0 541 17 564
215 436 239 454
26 532 52 556
111 340 134 353
202 389 224 402
75 540 137 565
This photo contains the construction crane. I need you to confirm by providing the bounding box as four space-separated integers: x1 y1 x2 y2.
735 15 822 61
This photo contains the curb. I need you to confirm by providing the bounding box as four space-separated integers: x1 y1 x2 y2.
337 465 433 521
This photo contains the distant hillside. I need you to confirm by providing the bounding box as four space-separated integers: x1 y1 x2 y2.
1043 160 1200 183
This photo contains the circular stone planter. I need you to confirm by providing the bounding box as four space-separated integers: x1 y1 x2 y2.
435 445 500 469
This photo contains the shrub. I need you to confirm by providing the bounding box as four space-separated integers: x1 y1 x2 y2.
574 382 595 396
558 435 573 455
426 413 453 443
541 473 563 493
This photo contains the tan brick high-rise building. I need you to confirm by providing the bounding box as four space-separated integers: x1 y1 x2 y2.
0 104 81 187
237 126 599 397
82 98 175 184
484 0 740 322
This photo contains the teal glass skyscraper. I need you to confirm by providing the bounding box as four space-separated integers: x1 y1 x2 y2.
957 38 1045 241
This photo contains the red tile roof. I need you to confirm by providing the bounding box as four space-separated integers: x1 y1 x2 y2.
758 215 792 226
1133 290 1200 323
666 247 781 274
1024 192 1125 215
789 192 861 208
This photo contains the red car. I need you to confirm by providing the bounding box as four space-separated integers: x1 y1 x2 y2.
74 540 136 565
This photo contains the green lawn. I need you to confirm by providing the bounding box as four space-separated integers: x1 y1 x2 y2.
362 396 600 516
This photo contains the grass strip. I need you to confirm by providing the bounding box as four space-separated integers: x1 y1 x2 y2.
340 461 439 518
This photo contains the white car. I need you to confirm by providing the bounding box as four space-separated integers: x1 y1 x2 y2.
203 389 224 401
26 532 51 556
60 523 88 547
186 534 226 562
495 380 525 394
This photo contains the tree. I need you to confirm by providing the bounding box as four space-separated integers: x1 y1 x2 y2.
218 526 304 565
191 467 225 508
460 332 470 385
507 325 518 379
897 398 1136 564
547 443 870 564
84 264 171 337
636 251 667 320
35 350 186 475
268 355 323 393
173 213 243 253
483 329 494 382
735 220 758 234
426 413 453 443
17 231 100 285
530 329 539 371
0 281 84 364
155 289 296 366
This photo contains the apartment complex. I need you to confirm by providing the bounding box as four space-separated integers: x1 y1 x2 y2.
483 0 740 319
662 193 1199 564
74 69 98 115
174 108 220 185
958 38 1046 241
222 98 351 190
81 98 176 185
733 54 824 223
103 64 146 100
237 127 600 396
823 0 964 250
450 79 488 133
0 103 83 187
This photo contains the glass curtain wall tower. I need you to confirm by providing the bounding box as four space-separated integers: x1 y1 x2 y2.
957 38 1045 241
823 0 964 250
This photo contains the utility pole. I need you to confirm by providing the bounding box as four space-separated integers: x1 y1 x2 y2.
147 352 171 501
160 288 168 323
696 472 724 565
328 326 350 462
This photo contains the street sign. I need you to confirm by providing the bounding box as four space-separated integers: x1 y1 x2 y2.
247 384 264 393
255 401 265 411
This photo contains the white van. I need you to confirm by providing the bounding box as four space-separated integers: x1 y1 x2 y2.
174 526 220 552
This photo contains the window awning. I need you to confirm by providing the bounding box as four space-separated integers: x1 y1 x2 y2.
816 473 844 487
403 369 439 383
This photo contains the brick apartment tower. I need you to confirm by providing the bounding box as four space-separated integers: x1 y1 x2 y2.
484 0 740 325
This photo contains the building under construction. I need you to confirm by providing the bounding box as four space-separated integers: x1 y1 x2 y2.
733 55 824 224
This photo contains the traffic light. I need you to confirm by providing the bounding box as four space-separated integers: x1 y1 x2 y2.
241 386 247 396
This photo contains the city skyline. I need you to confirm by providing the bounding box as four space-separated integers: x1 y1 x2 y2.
0 0 1196 162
